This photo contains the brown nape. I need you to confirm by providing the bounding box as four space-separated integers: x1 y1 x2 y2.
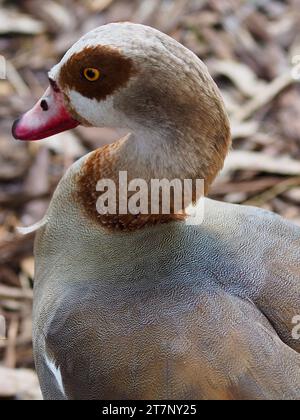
59 46 138 101
75 143 187 232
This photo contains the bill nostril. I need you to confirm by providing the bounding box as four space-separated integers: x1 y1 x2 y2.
41 99 49 111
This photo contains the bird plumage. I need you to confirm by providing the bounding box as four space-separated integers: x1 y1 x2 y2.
13 23 300 400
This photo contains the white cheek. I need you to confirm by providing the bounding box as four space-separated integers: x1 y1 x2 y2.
69 90 127 128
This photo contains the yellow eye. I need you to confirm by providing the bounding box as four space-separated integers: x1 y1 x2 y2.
83 68 101 82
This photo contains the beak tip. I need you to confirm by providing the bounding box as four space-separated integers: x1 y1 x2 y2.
11 85 80 141
12 117 22 140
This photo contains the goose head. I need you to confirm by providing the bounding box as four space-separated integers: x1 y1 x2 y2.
12 23 231 229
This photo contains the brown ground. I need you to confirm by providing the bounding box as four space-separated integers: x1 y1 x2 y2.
0 0 300 399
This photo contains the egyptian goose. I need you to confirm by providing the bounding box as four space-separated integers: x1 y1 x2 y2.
13 23 300 400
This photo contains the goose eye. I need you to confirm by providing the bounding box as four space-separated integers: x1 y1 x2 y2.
83 68 101 82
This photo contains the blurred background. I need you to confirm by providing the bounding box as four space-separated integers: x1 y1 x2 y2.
0 0 300 400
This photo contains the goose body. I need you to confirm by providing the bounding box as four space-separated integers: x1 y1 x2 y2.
13 23 300 400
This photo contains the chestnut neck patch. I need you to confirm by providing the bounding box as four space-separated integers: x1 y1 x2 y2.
59 46 137 101
75 144 187 232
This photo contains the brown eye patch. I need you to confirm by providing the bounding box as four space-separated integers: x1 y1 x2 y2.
59 46 138 101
